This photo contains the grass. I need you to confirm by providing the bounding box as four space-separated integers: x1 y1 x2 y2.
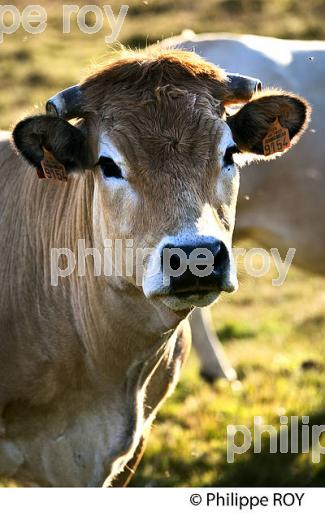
132 263 325 486
1 0 325 129
1 0 325 487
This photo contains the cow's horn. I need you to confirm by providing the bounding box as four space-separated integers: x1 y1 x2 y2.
46 85 84 119
226 73 262 102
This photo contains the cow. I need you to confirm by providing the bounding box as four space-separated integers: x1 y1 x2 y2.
160 33 325 382
0 48 309 486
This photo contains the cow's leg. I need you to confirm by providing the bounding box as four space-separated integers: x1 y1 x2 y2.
190 307 237 383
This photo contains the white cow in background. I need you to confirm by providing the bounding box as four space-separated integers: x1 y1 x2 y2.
161 33 325 382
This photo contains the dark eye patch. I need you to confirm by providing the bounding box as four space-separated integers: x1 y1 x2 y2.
223 145 239 167
98 156 123 179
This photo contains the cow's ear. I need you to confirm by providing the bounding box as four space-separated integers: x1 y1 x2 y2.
12 115 92 173
227 92 311 158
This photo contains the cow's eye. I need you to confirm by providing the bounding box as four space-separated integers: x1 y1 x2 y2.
98 156 123 179
223 145 239 167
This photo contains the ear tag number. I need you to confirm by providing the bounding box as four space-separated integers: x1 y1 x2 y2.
38 148 68 182
263 117 290 156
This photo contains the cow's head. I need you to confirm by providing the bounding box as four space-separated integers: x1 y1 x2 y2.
13 50 310 312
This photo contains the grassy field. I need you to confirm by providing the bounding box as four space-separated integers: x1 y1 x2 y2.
133 262 325 486
1 0 325 130
1 0 325 487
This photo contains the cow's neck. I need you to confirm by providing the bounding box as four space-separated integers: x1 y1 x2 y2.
0 156 187 483
21 167 184 378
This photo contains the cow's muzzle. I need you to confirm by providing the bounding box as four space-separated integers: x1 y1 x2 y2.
143 236 238 311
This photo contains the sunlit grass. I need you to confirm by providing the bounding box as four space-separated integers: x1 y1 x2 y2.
1 0 325 129
132 264 325 486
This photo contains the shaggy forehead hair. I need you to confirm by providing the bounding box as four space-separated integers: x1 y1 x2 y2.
81 49 231 106
80 50 231 180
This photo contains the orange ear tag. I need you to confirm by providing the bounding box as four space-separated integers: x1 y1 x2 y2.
262 117 290 156
38 148 68 181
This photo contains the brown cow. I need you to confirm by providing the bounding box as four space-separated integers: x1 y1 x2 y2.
0 49 309 486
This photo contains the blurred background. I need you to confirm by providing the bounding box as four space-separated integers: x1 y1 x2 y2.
1 0 325 486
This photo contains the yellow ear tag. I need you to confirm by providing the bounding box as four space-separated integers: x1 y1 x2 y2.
39 148 68 181
262 117 290 156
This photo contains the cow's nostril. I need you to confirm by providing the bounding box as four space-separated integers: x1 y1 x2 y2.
213 242 229 272
169 253 181 271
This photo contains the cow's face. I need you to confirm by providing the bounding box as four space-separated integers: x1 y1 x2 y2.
91 91 240 311
13 51 310 313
